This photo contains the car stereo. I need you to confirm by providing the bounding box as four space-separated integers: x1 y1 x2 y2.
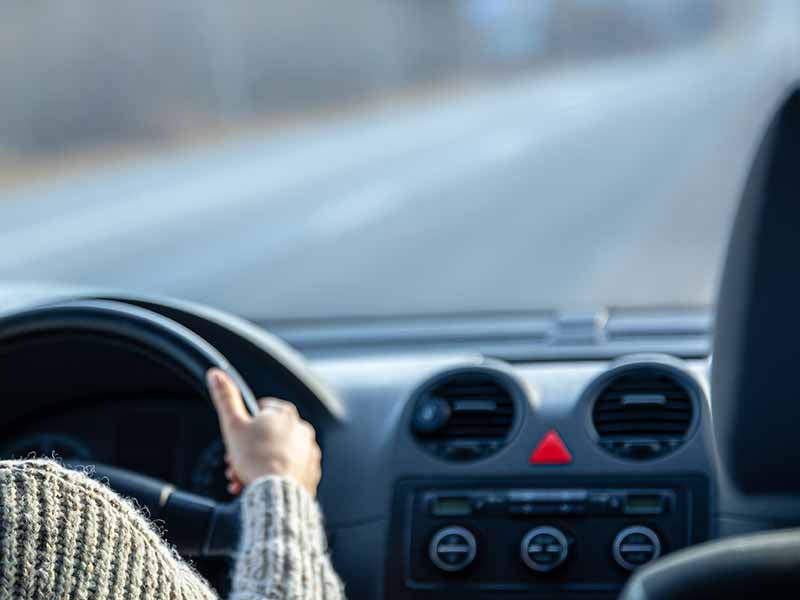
387 477 709 599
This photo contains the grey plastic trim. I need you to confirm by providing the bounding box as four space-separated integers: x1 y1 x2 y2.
261 309 712 361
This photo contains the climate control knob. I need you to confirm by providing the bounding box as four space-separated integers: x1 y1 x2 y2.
520 526 569 572
429 526 477 572
613 526 662 571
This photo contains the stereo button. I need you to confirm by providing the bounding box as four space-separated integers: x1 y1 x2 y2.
520 526 569 572
429 526 477 572
613 526 661 571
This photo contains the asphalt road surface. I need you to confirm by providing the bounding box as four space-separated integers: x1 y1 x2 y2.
0 6 798 320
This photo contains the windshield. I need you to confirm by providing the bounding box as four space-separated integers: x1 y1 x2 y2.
1 1 798 320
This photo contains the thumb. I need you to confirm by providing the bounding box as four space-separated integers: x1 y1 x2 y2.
206 368 249 434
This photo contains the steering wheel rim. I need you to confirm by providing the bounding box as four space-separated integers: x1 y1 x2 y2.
0 298 258 559
0 298 259 414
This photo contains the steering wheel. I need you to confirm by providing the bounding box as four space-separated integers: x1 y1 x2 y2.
0 298 259 558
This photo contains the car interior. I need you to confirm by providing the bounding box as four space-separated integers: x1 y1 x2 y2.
0 79 797 599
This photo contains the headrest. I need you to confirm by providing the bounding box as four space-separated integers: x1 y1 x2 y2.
712 88 800 494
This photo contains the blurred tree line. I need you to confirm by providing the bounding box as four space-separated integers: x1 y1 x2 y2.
0 0 725 159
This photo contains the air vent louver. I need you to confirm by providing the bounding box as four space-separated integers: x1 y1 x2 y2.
591 368 694 460
411 371 516 461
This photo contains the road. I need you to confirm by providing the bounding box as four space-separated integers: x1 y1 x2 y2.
0 5 798 321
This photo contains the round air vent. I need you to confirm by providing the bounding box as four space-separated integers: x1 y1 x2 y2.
590 365 697 460
411 367 519 461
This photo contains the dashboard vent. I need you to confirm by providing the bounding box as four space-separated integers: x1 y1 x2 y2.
591 368 694 460
411 371 516 461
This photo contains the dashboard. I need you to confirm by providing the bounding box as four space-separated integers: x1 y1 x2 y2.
0 288 722 599
315 354 716 599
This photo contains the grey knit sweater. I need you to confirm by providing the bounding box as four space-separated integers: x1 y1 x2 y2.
0 460 345 600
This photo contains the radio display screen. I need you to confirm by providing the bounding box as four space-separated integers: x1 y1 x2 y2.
626 494 663 512
431 497 471 516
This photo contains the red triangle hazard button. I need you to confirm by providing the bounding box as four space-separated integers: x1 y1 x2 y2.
529 429 572 465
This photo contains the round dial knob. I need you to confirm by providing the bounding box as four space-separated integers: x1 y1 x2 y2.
428 526 477 572
613 526 662 571
412 398 451 434
520 526 569 572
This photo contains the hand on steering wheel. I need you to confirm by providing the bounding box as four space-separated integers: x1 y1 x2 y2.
0 299 325 559
207 368 322 498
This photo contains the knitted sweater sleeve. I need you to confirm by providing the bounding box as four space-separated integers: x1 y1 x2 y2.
230 476 346 600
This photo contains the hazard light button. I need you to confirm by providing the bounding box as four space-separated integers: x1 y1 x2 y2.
529 430 572 465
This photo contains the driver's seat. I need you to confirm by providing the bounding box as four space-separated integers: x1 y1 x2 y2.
621 88 800 599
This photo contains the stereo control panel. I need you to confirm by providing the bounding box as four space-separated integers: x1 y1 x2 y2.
387 477 709 599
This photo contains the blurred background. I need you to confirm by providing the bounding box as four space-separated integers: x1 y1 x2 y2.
0 0 722 159
0 0 798 320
